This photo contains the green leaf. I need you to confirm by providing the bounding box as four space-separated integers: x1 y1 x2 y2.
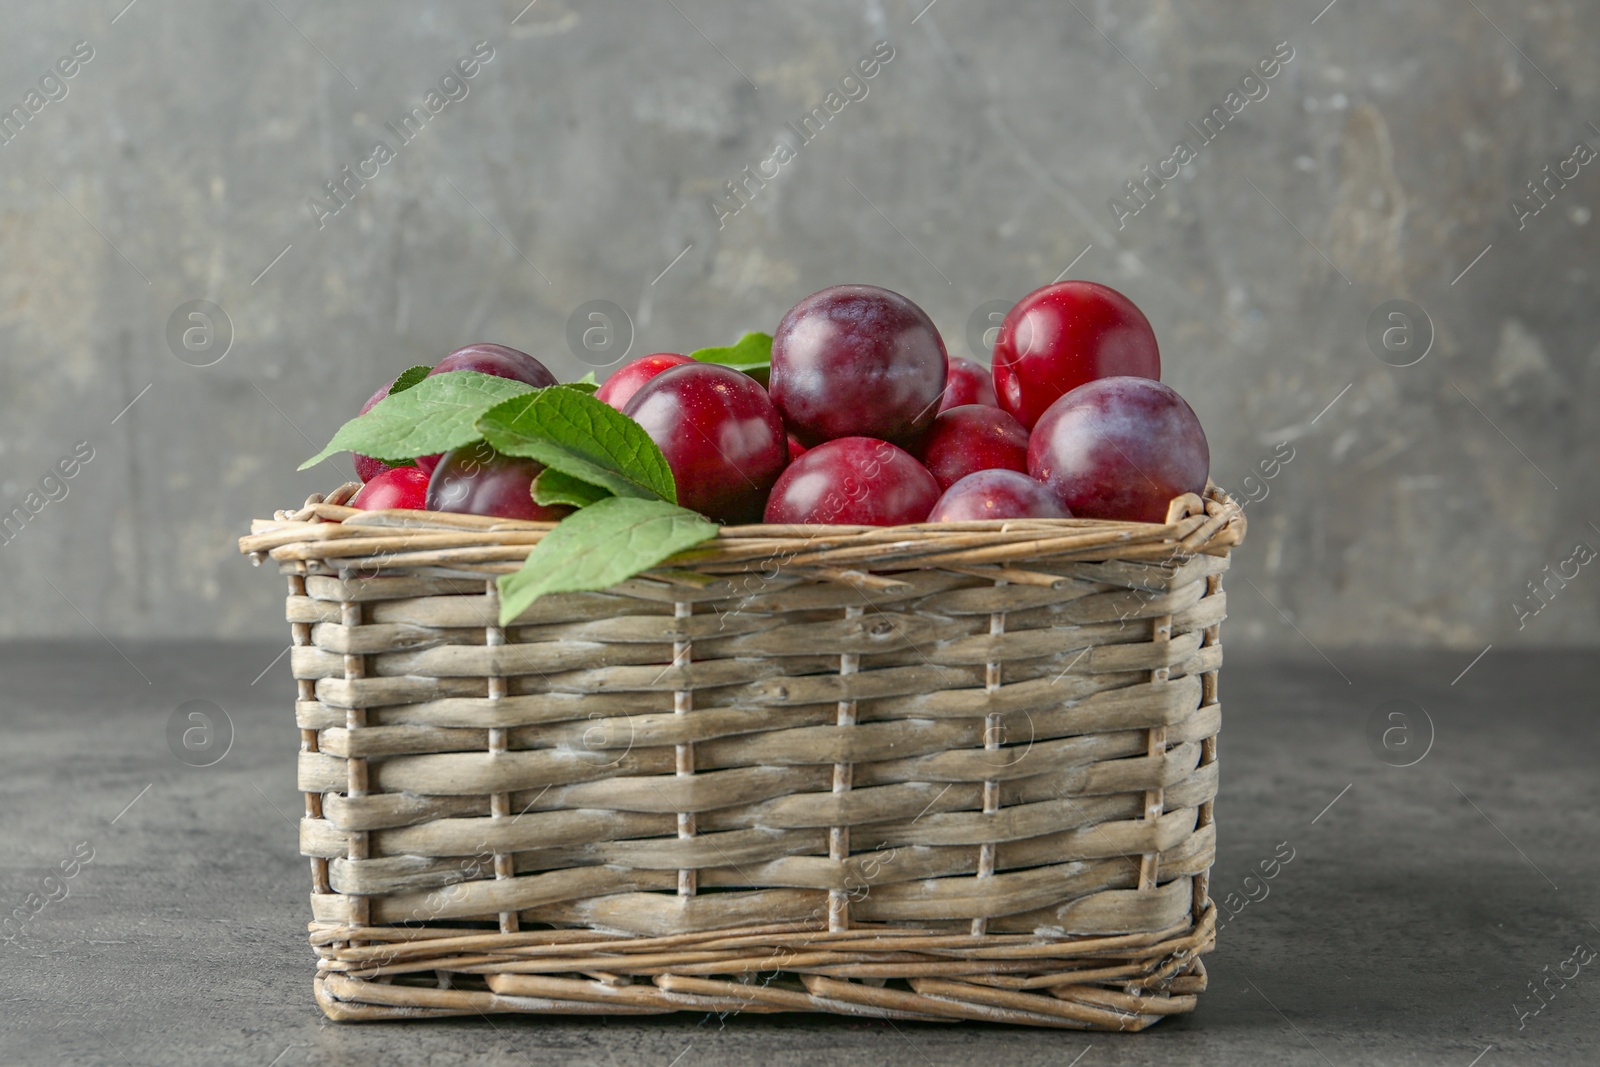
299 371 534 470
559 375 600 395
531 468 612 509
497 497 718 624
690 331 772 367
690 331 772 381
389 364 432 395
476 388 676 503
353 365 433 467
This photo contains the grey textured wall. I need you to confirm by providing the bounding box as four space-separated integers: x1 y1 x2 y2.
2 0 1597 650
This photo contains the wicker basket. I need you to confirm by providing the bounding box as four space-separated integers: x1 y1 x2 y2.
240 483 1244 1029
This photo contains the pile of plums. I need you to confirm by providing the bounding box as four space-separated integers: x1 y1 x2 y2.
348 281 1209 526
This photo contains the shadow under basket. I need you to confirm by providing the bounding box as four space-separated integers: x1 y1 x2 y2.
241 484 1245 1029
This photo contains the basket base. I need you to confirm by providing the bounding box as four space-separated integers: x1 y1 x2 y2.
311 913 1212 1029
314 965 1206 1029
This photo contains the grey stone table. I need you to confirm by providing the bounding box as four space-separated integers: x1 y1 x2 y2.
1 642 1594 1066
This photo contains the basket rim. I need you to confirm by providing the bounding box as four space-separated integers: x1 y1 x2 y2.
239 483 1243 578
